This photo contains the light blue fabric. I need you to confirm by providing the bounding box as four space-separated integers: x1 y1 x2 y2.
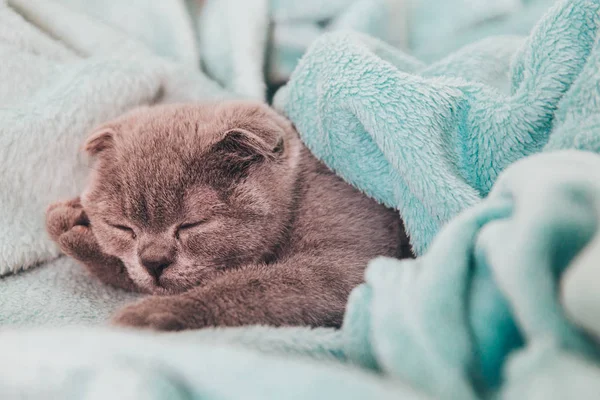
197 0 557 96
338 150 600 399
408 0 557 61
275 0 600 255
0 257 139 327
198 0 400 99
0 327 426 400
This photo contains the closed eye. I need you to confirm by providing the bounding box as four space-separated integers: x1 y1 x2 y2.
178 221 206 231
175 220 207 239
108 223 136 238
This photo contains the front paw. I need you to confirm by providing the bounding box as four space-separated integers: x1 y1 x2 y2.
46 198 101 260
112 298 189 331
46 197 87 242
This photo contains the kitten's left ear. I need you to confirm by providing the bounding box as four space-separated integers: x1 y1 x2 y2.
214 128 284 162
84 125 118 156
208 128 284 177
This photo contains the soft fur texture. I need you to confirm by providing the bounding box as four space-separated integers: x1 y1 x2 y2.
46 101 408 330
0 257 138 326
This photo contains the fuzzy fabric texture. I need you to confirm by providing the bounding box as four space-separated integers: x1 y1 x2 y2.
408 0 556 61
337 150 600 399
198 0 407 99
0 257 139 326
275 0 600 255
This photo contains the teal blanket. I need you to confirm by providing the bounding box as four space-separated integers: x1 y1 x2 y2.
3 0 600 398
275 0 600 254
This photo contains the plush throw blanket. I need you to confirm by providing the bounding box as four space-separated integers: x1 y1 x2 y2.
275 0 600 254
2 0 600 399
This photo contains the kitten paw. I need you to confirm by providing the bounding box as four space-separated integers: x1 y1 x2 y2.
46 197 101 260
112 298 188 331
46 197 88 242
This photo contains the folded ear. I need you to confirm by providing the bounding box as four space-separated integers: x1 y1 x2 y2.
210 128 284 173
84 125 118 156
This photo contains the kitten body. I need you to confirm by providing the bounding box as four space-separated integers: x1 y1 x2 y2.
46 101 410 330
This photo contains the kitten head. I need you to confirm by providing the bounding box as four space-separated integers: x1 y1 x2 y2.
81 101 301 294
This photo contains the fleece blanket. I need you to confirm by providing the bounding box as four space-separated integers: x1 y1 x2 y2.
408 0 557 61
197 0 408 99
275 0 600 255
3 0 600 399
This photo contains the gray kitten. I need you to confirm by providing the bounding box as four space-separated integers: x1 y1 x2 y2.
46 101 411 330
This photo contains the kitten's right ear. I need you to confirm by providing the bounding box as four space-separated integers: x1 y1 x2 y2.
84 125 117 156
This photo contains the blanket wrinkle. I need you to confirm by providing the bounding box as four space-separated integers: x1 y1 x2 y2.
275 0 600 254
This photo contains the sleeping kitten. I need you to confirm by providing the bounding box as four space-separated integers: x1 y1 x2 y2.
46 101 411 330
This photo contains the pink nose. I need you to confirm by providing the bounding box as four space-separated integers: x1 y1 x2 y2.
140 256 172 279
138 244 174 279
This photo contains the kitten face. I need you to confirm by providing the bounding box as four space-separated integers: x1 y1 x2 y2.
81 102 301 294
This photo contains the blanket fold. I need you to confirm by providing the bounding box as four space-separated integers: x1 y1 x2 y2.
340 150 600 399
275 0 600 254
198 0 401 99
